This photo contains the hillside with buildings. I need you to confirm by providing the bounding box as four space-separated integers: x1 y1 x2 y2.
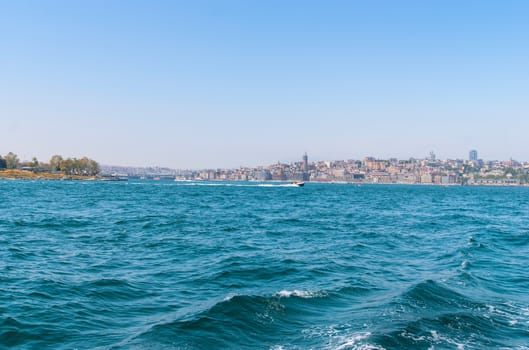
102 150 529 186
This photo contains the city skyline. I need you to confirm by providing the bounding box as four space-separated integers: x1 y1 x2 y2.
2 1 529 169
3 147 527 171
99 149 526 173
95 150 529 187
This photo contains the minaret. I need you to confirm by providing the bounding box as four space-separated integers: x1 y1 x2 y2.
303 152 308 172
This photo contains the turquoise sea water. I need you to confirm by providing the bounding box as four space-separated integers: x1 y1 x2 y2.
1 180 528 349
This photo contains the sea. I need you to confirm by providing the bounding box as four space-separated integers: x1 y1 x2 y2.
1 180 528 349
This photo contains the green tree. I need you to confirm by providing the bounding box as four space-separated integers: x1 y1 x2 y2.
75 157 100 175
4 152 19 169
77 157 88 175
30 157 39 171
517 173 529 183
71 158 80 175
51 156 100 176
0 156 6 169
88 159 100 175
49 155 63 172
504 167 517 177
59 158 74 174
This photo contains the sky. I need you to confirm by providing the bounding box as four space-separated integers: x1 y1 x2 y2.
1 0 528 169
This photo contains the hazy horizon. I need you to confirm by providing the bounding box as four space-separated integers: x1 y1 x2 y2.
2 1 528 169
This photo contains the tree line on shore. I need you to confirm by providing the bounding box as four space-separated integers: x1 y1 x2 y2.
0 152 100 176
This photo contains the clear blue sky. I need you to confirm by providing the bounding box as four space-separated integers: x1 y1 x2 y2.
1 0 528 168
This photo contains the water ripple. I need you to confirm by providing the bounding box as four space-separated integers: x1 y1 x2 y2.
1 181 528 349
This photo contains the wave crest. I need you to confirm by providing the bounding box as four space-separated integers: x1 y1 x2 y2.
275 289 326 299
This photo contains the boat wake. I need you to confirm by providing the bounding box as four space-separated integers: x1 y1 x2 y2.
176 182 303 188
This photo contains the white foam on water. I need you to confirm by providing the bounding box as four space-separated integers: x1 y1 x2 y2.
396 329 469 350
430 330 439 341
223 293 237 301
301 325 383 350
401 330 427 342
427 330 468 350
257 183 300 188
521 307 529 317
275 289 325 298
334 332 385 350
301 324 341 338
485 303 527 327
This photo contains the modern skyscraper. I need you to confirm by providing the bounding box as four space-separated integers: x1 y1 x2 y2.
469 150 478 161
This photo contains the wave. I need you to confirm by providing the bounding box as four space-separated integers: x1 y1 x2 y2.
80 278 154 302
120 289 332 349
370 308 529 349
0 317 38 348
116 284 391 349
274 289 326 298
0 314 80 348
13 217 91 229
4 182 529 350
367 280 529 349
333 332 384 350
398 280 476 309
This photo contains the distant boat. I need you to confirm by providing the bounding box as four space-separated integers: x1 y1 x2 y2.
293 181 305 187
98 174 128 181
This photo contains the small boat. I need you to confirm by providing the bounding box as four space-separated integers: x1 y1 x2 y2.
293 181 305 187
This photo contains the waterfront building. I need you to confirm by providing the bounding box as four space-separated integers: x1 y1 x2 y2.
420 173 433 184
365 159 388 171
256 170 272 181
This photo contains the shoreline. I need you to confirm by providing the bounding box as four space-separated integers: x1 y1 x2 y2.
308 181 529 188
1 171 527 187
0 169 96 181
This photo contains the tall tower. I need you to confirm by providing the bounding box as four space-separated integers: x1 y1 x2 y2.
469 149 478 161
302 152 308 172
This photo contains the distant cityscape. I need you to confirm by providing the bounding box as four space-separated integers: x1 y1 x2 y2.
102 150 529 186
